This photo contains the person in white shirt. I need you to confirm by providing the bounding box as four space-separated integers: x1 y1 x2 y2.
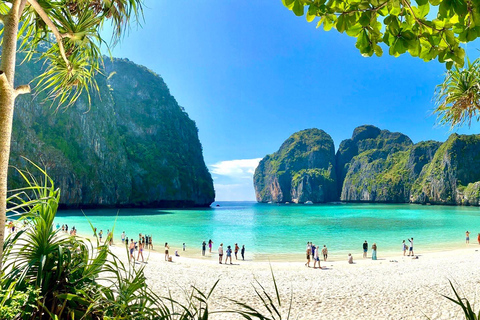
218 243 224 264
121 231 126 243
313 245 321 269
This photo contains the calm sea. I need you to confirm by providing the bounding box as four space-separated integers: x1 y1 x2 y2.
54 202 480 261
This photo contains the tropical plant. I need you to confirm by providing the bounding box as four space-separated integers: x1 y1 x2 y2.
0 0 144 268
443 280 480 320
281 0 477 68
435 58 480 127
3 162 164 319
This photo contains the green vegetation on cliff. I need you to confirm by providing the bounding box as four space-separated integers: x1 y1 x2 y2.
9 58 215 208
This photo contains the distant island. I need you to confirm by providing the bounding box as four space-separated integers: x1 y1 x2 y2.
254 125 480 206
9 58 215 208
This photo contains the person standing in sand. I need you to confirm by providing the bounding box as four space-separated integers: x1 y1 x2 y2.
165 243 170 261
305 242 311 267
99 230 103 242
477 233 480 245
408 238 414 256
218 243 224 264
466 231 470 244
121 231 126 244
202 241 206 256
209 239 213 253
225 245 233 264
322 245 328 261
129 239 135 262
137 240 144 262
372 243 377 260
363 240 368 258
235 243 239 260
402 240 407 256
313 245 321 269
241 245 245 260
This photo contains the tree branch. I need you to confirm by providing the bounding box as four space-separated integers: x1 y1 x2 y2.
14 84 31 97
26 0 70 68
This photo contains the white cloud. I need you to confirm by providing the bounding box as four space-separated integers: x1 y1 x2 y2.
209 158 262 201
209 158 262 179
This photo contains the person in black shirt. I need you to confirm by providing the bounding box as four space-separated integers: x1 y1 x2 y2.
363 240 368 258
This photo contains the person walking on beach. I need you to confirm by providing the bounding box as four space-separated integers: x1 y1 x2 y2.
235 243 239 260
208 239 213 253
466 231 470 244
313 245 321 269
129 239 135 262
322 245 328 261
372 243 377 260
165 243 170 261
402 240 407 256
408 238 414 256
311 244 316 262
218 243 224 264
202 241 206 256
225 245 233 264
121 231 126 244
363 240 368 258
241 245 245 260
137 240 144 262
305 242 312 267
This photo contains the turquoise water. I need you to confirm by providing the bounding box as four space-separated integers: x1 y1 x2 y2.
54 202 480 260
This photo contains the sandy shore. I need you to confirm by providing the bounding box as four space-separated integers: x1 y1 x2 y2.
104 241 480 320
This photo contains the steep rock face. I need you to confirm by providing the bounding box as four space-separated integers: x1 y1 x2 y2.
410 134 480 205
9 58 215 208
339 127 416 202
254 129 337 203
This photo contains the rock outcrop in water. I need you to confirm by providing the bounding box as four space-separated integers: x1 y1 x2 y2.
254 129 337 203
254 125 480 205
9 58 215 208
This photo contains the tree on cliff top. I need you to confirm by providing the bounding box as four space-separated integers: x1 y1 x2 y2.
282 0 480 128
0 0 143 265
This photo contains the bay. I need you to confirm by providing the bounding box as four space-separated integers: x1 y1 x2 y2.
54 202 480 260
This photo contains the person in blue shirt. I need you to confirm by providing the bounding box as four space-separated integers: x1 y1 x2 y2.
225 245 233 264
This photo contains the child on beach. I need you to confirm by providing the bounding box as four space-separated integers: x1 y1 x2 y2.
225 246 233 264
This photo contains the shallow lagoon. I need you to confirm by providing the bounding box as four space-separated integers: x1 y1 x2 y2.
55 202 480 260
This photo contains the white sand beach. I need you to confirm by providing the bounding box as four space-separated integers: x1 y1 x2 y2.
108 243 480 320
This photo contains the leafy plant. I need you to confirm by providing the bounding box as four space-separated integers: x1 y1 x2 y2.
443 280 480 320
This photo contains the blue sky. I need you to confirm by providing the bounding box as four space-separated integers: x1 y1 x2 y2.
104 1 480 201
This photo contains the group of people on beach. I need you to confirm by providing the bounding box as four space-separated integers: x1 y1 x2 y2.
216 242 245 264
305 242 328 269
59 223 77 236
465 230 480 244
123 232 154 263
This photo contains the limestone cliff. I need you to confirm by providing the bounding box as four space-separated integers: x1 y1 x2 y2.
254 124 480 206
253 129 337 203
9 58 215 208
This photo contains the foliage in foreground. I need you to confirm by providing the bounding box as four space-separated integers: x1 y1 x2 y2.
281 0 476 68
